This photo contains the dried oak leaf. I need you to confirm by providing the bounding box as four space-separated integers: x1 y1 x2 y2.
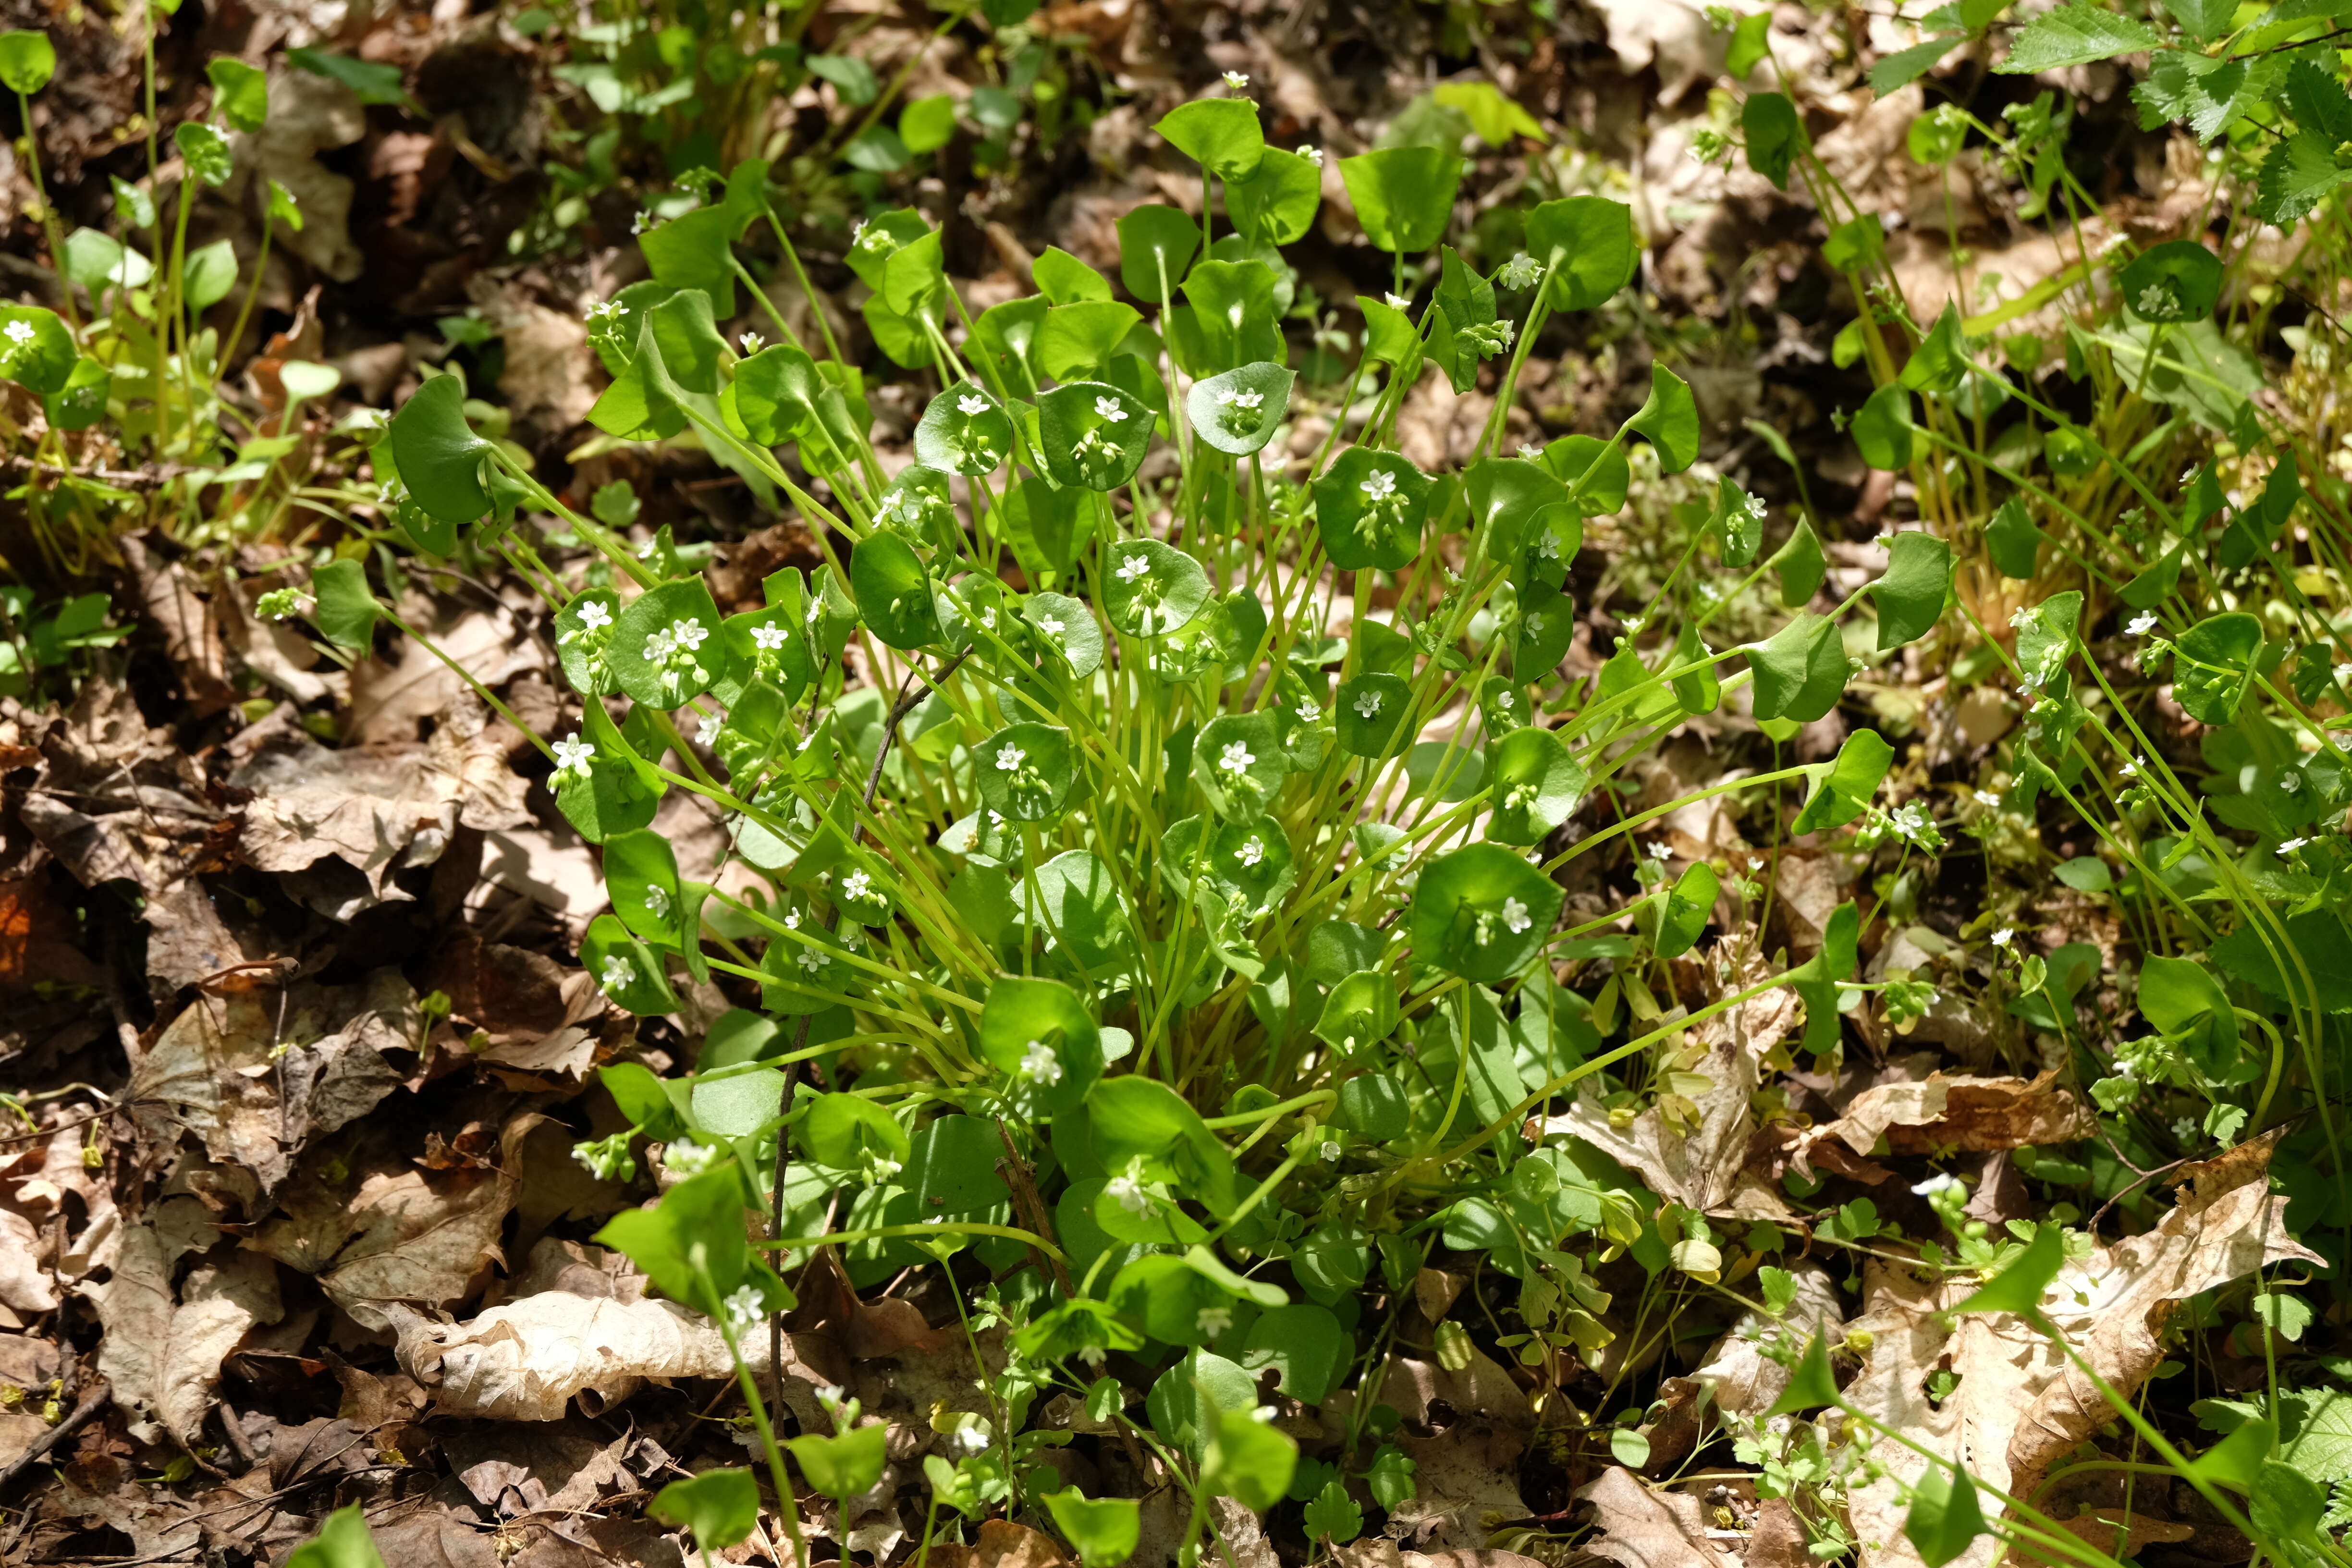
1579 1466 1741 1568
1552 1038 1790 1221
388 1291 734 1421
83 1226 283 1446
1691 1259 1844 1415
1805 1071 2094 1167
1844 1132 2320 1568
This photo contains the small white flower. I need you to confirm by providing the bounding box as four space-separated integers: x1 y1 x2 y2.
842 869 873 901
1039 614 1066 637
666 1137 720 1175
1910 1171 1963 1199
996 743 1026 772
979 606 997 629
2126 612 2158 637
987 809 1005 826
2115 1056 2138 1081
4 320 35 348
1117 553 1151 582
600 954 634 992
2172 1116 2199 1142
1223 70 1250 89
1991 927 2015 947
670 617 708 654
1383 292 1409 310
1973 788 2001 807
1094 395 1128 422
1237 836 1265 868
815 1383 847 1413
642 628 675 663
1107 1172 1150 1214
1219 741 1255 773
1300 145 1324 167
752 623 789 651
576 600 613 632
1320 1140 1341 1162
1361 467 1399 502
2279 836 2312 857
2119 759 2138 778
643 883 671 919
1498 251 1543 290
723 1283 766 1334
1519 442 1544 459
958 392 990 416
783 909 801 929
1295 698 1320 721
739 331 765 354
552 734 595 778
1218 388 1264 410
1197 1305 1234 1337
1020 1039 1064 1086
2336 662 2352 689
796 944 828 974
1354 689 1383 719
1502 896 1532 935
1647 840 1672 860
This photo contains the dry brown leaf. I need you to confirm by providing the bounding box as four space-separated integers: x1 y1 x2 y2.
1579 1466 1741 1568
1807 1072 2094 1166
0 1208 59 1314
1846 1134 2320 1568
308 1115 535 1330
225 71 365 282
1377 1347 1532 1427
345 607 543 747
1692 1259 1844 1415
929 1518 1072 1568
1551 1037 1756 1213
388 1291 735 1421
84 1226 282 1446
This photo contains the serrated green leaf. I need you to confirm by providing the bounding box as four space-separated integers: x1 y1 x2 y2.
1997 4 2160 73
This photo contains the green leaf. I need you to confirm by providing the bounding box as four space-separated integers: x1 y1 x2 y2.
1335 673 1411 757
900 92 956 154
2121 240 2224 321
803 1092 911 1171
1655 861 1719 960
1433 81 1547 144
1035 245 1113 306
1904 1465 1987 1568
61 227 151 293
2160 0 2234 40
1187 361 1294 456
1035 850 1140 972
1410 843 1564 983
1766 1334 1842 1415
390 374 494 527
1792 728 1893 834
1316 447 1434 572
183 237 239 313
1037 300 1144 381
1194 712 1286 819
1303 1480 1365 1544
207 57 270 132
604 828 691 949
2138 955 2241 1079
1157 97 1265 179
913 384 1014 476
287 47 416 109
1356 294 1422 368
1203 1402 1298 1509
650 1469 759 1553
0 31 58 94
583 911 679 1016
1870 531 1953 649
1115 205 1202 304
284 1505 387 1568
979 978 1103 1115
1145 1348 1256 1464
1742 92 1808 189
609 577 733 706
1627 366 1700 473
1871 36 1963 94
1771 520 1827 606
42 355 110 431
1984 497 2045 578
175 121 233 187
597 1165 755 1306
1039 380 1153 491
1996 4 2160 73
1098 538 1210 642
1226 147 1323 245
1340 147 1464 254
1466 456 1568 562
850 531 943 650
2190 1417 2276 1490
1727 9 1775 74
1954 1222 2062 1314
1748 614 1848 723
2172 611 2263 724
1522 194 1640 312
807 52 878 104
789 1424 888 1498
1900 304 1969 394
0 305 77 396
1046 1491 1142 1568
1176 259 1281 374
1238 1302 1346 1402
310 559 380 651
976 722 1081 825
1484 724 1586 845
1853 384 1915 470
1610 1428 1652 1468
1090 1077 1237 1214
2252 1459 2326 1541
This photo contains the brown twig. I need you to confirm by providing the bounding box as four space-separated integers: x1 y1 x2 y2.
0 1382 109 1491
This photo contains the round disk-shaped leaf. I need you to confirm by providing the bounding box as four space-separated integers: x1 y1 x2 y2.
1154 98 1266 181
873 464 956 544
1334 674 1410 758
1484 726 1586 845
1195 713 1285 819
0 306 76 396
556 588 624 696
609 578 733 709
583 912 679 1016
980 974 1104 1115
1315 447 1435 572
1099 538 1211 639
1039 380 1154 491
390 373 494 527
1025 591 1104 679
1466 457 1568 562
1409 843 1564 983
1339 147 1463 255
2120 240 2223 323
850 531 944 650
1186 362 1294 456
1206 815 1296 916
1513 588 1577 679
976 722 1081 823
0 30 58 94
42 355 108 430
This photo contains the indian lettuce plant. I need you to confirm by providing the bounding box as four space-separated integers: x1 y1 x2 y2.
334 72 1971 1561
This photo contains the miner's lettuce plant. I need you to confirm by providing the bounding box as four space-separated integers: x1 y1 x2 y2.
330 71 1979 1556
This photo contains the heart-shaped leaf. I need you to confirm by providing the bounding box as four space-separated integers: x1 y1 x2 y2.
1227 147 1322 244
1340 147 1463 254
650 1469 758 1556
1099 537 1211 638
976 722 1082 823
1524 195 1638 311
1037 245 1114 304
1870 531 1953 649
207 57 270 132
1116 205 1202 304
1315 447 1435 572
1038 300 1144 381
1748 613 1848 723
1155 97 1265 180
1853 384 1914 470
1409 843 1564 983
1039 380 1154 490
1187 361 1294 456
1484 726 1584 845
1466 456 1568 561
1654 861 1719 959
389 374 494 527
1627 365 1700 473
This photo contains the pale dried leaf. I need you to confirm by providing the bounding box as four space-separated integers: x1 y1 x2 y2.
1692 1260 1843 1415
85 1226 282 1446
1552 1037 1756 1213
1579 1466 1740 1568
0 1208 59 1314
390 1292 735 1421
